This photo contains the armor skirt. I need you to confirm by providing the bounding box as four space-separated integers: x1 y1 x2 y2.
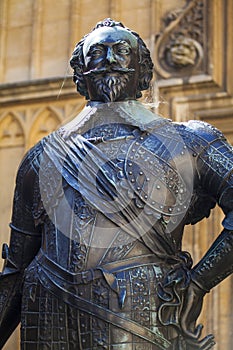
20 262 179 350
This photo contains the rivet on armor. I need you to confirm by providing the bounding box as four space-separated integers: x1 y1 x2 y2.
139 171 143 175
131 179 135 183
128 171 132 175
156 185 161 189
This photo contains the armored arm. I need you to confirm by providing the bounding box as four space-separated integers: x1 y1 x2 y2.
177 121 233 348
182 224 233 348
189 122 233 291
0 230 41 348
0 146 42 348
191 227 233 292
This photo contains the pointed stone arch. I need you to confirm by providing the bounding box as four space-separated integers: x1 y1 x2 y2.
28 107 62 148
0 112 25 148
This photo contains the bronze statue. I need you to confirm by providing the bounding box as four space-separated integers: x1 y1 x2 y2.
0 18 233 349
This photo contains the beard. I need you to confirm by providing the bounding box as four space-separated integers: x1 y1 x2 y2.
91 74 130 102
84 67 134 102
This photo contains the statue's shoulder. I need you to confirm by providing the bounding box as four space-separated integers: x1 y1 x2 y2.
172 120 226 152
16 138 46 183
175 119 225 142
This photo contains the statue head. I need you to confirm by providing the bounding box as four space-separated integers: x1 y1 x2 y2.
70 18 154 102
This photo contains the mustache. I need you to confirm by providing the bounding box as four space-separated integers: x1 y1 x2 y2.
83 67 135 76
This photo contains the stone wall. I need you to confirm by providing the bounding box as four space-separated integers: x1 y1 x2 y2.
0 0 232 348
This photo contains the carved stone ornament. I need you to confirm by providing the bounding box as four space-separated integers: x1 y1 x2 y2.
154 0 205 79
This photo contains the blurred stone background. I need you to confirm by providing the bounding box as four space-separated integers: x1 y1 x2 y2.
0 0 232 348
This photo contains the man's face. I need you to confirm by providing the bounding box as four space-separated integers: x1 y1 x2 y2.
82 26 139 102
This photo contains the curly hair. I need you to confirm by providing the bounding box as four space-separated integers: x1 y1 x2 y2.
70 18 154 99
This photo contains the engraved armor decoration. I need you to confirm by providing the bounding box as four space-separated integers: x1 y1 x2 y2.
0 18 233 350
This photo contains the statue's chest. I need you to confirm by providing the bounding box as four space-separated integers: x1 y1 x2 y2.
83 124 193 219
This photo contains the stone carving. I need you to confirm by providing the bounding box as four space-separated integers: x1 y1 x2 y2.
0 102 81 151
165 34 201 67
154 0 205 78
28 107 61 147
0 113 24 148
0 17 233 350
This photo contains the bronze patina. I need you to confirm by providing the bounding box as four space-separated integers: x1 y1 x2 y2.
0 18 233 350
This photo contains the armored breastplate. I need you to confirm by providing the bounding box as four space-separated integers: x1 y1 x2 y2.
37 122 142 271
35 114 194 274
